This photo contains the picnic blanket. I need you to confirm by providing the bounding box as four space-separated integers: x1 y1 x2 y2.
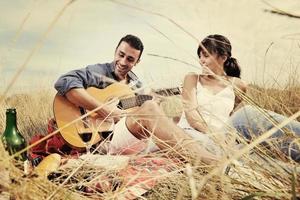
59 155 178 199
29 119 179 199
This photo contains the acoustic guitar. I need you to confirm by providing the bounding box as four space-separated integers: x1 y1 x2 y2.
53 83 180 148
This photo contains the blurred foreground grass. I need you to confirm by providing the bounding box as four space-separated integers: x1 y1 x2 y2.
0 83 299 200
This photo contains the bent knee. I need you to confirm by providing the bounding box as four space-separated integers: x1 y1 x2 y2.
231 105 258 122
237 105 257 115
139 100 163 114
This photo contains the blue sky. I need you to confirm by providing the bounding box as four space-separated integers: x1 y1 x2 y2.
1 0 300 93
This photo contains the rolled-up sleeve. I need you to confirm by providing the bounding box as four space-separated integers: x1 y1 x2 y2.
54 64 106 96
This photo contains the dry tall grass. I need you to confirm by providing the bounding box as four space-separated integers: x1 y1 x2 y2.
0 90 55 140
248 84 300 122
0 83 299 200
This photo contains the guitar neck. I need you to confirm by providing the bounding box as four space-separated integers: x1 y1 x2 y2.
155 87 181 96
118 95 153 110
118 87 181 110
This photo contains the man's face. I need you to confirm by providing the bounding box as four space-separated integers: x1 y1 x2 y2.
113 41 141 80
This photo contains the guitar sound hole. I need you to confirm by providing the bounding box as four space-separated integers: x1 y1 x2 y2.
79 132 92 143
99 131 113 140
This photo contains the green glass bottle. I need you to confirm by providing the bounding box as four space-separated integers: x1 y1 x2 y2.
1 108 27 161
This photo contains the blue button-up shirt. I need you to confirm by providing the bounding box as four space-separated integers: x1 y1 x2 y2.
54 62 142 96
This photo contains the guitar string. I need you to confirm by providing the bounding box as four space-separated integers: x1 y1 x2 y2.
120 88 180 110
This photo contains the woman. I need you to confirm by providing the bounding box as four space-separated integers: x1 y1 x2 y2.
180 34 300 161
180 34 246 131
177 34 246 155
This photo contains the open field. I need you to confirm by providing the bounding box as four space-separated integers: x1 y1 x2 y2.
0 83 299 200
1 1 300 199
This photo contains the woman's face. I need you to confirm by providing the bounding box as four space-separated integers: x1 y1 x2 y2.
199 50 226 75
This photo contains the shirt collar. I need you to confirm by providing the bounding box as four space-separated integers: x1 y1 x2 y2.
109 61 136 82
109 62 116 73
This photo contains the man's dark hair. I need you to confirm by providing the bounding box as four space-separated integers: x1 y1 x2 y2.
116 34 144 60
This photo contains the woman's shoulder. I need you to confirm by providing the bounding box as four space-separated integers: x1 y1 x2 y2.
184 72 200 83
184 72 199 79
228 77 247 92
184 73 210 82
183 72 200 89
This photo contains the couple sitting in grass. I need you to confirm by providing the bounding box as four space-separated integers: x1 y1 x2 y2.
54 34 300 163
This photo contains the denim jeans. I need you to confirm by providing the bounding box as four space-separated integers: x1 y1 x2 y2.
228 105 300 162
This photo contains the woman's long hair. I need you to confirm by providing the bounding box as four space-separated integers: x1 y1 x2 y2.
197 34 241 78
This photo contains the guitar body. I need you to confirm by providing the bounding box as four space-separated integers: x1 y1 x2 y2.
53 83 135 148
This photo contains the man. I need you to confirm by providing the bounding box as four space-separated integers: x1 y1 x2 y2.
54 34 217 163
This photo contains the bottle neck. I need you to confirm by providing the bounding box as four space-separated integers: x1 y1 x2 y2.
5 112 18 131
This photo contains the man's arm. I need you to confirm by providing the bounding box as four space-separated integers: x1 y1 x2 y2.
54 65 107 96
54 65 122 121
65 88 123 122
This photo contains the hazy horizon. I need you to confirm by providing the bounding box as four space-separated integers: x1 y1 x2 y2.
1 0 300 94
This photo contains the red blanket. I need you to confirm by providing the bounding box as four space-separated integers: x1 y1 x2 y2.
29 118 84 165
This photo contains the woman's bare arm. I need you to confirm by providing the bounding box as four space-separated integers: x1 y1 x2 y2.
182 73 209 133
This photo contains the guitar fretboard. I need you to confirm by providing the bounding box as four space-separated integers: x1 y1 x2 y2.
119 95 153 110
155 87 181 96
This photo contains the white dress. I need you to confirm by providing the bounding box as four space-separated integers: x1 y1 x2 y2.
109 81 235 155
177 81 235 154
